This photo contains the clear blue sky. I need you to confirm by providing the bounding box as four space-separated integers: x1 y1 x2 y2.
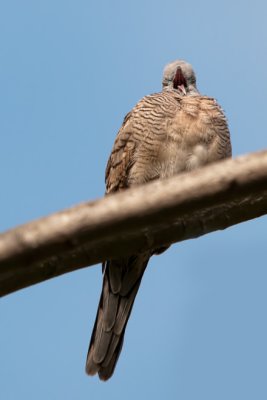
1 1 267 399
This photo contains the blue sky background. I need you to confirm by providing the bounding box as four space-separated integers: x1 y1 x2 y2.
1 1 267 399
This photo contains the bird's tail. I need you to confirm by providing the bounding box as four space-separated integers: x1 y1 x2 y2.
86 254 149 381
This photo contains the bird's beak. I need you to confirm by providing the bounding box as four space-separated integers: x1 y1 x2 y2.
178 84 187 95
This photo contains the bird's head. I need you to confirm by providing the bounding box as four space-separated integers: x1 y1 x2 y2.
162 60 199 95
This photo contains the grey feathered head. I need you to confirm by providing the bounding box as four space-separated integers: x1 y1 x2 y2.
162 60 199 95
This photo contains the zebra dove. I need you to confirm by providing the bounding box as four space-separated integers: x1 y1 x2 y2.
86 60 232 380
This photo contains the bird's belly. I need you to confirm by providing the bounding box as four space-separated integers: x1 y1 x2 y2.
158 142 210 179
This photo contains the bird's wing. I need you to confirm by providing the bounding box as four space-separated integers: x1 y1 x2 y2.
105 111 136 193
105 91 182 193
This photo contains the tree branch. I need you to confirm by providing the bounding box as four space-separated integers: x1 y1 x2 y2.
1 150 267 297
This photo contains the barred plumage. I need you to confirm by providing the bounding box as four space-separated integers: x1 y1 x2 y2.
86 60 231 380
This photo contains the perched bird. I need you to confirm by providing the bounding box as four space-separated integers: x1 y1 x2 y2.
86 60 232 380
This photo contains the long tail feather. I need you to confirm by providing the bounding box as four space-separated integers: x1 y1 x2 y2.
86 254 149 380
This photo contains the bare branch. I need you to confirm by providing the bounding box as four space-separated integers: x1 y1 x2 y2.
1 150 267 297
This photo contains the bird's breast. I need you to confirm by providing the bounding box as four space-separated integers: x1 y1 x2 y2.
157 98 221 178
127 94 230 185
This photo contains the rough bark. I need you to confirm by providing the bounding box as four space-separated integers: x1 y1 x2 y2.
1 150 267 297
